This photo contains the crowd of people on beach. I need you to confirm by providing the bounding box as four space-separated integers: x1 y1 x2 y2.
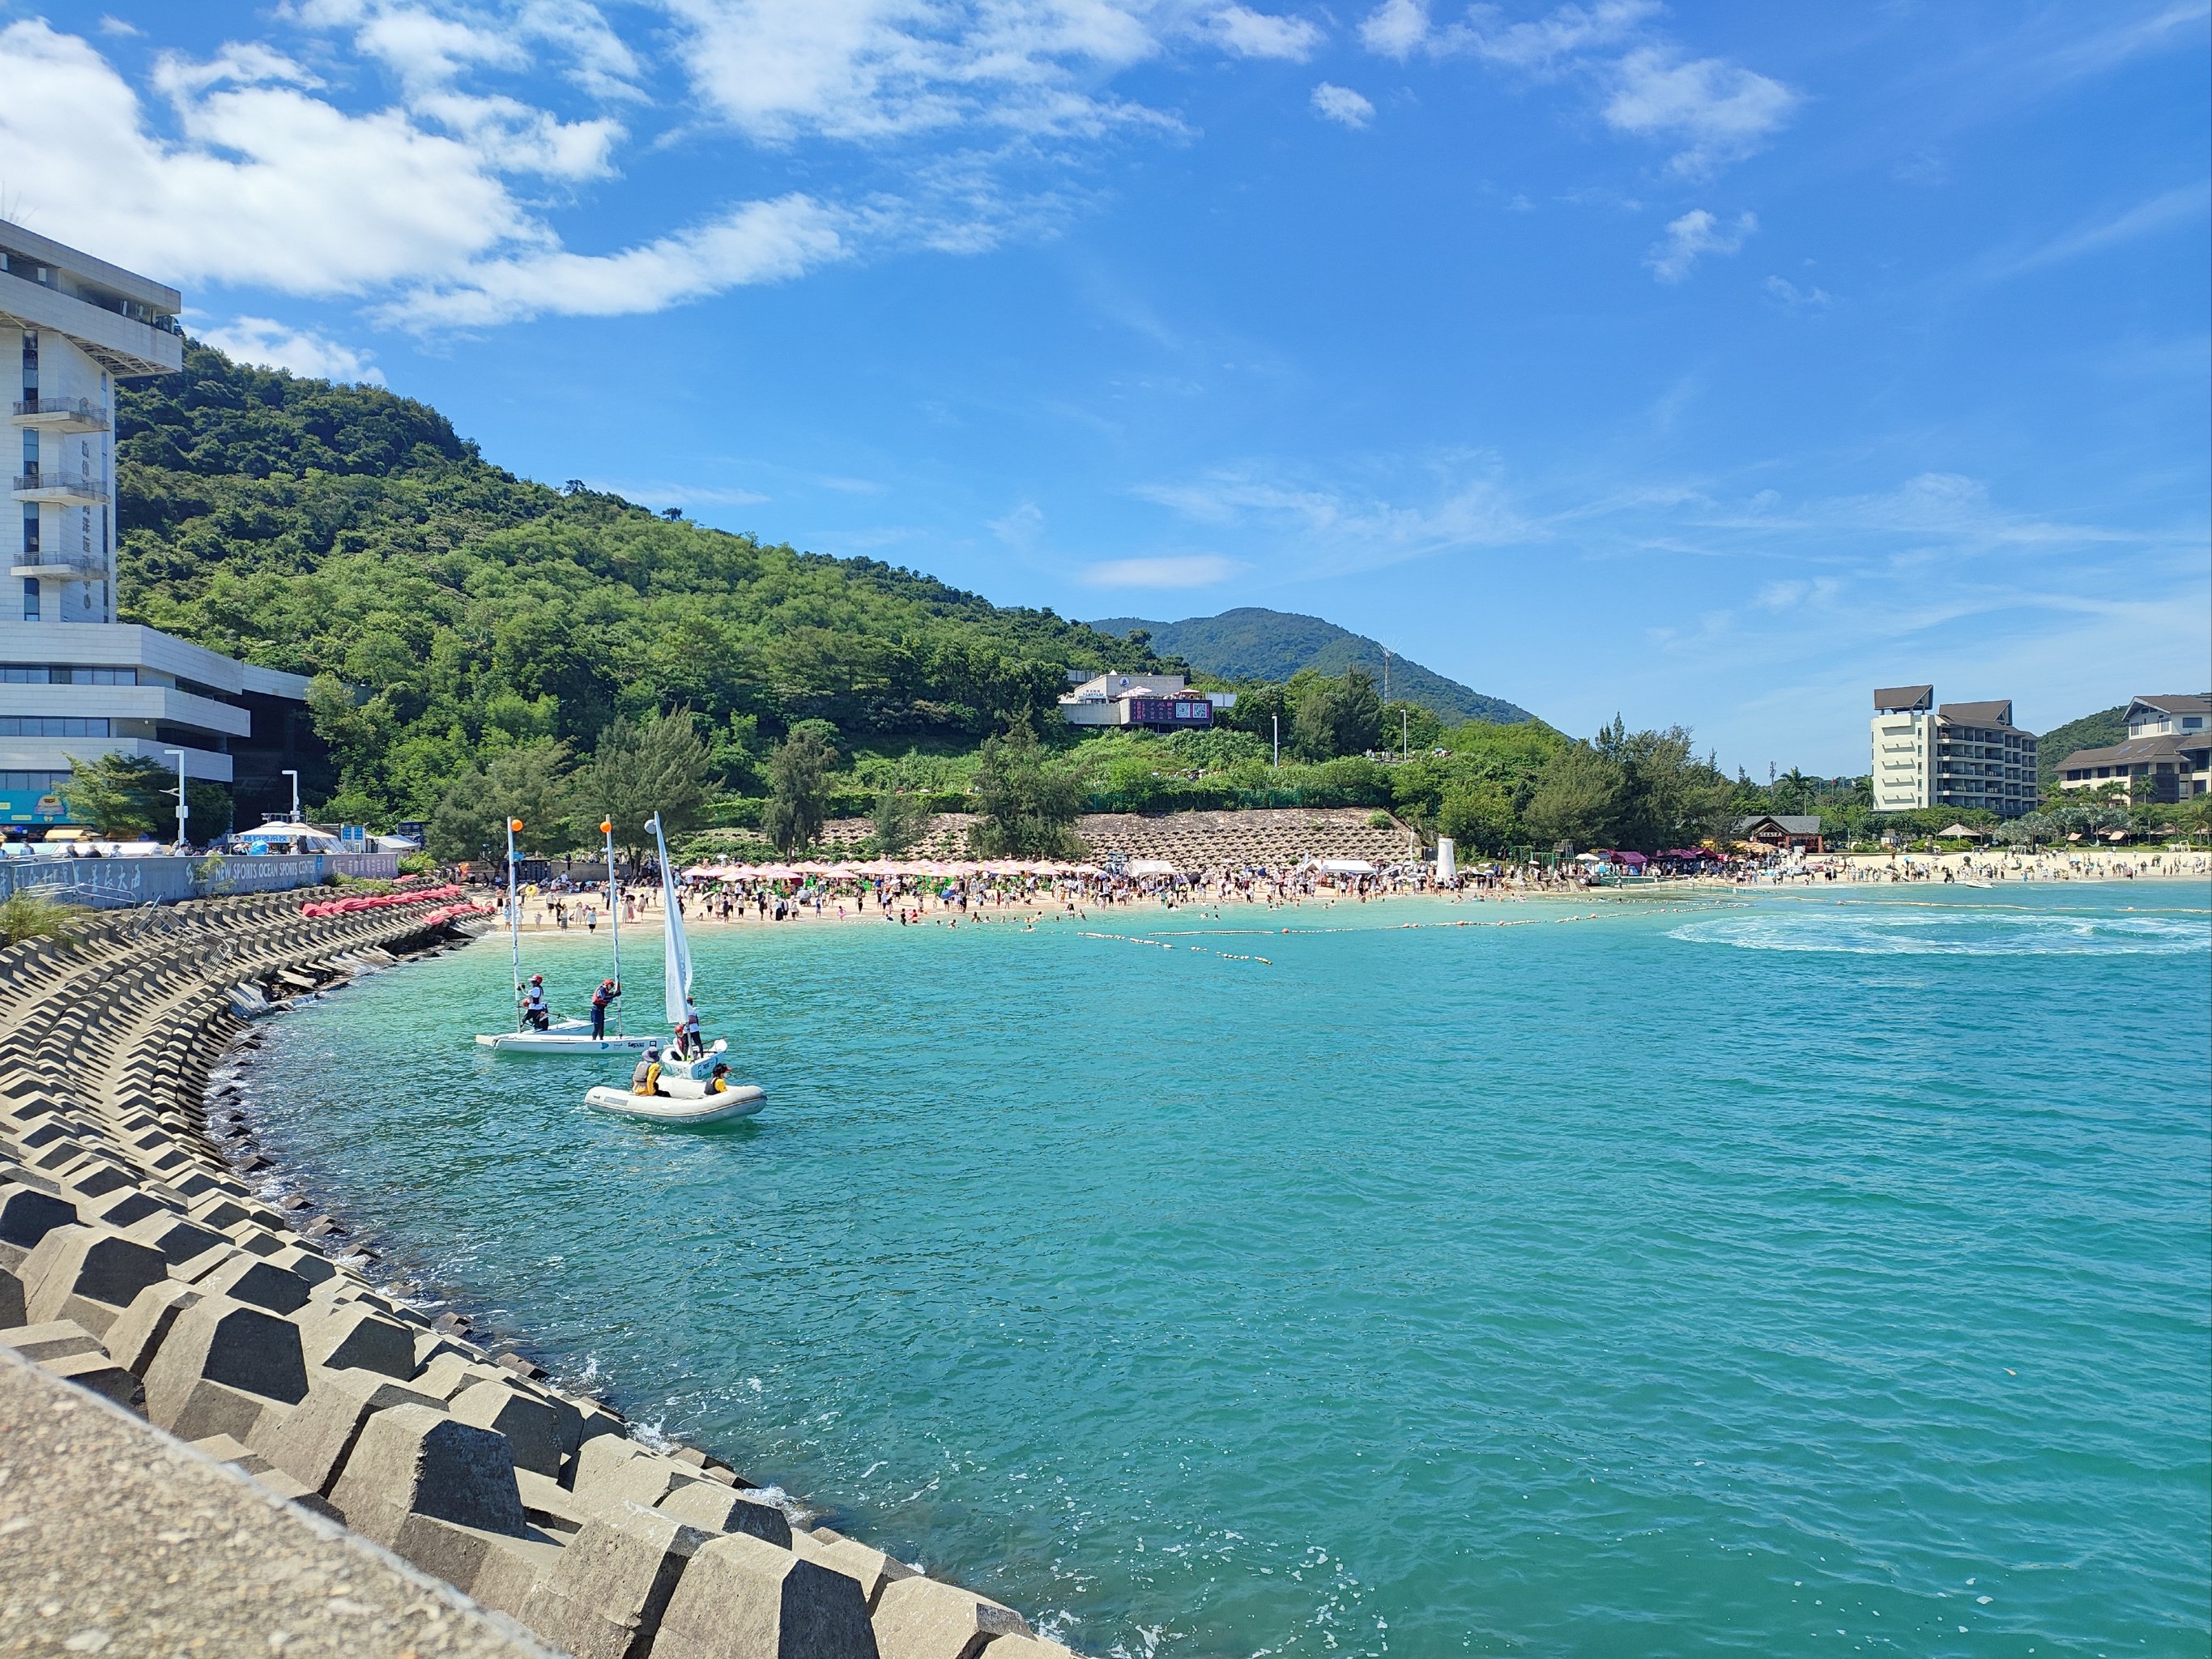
470 841 2209 936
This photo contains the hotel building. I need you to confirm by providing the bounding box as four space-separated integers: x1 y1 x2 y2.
1 220 314 830
1870 685 2039 819
2051 694 2211 804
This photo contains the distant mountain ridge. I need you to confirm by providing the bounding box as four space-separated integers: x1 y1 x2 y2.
1088 607 1535 726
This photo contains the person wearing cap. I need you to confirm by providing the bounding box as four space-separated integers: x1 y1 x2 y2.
521 973 551 1031
708 1063 733 1094
590 977 620 1040
631 1046 661 1095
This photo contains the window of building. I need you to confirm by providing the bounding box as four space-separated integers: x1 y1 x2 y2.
0 666 51 682
0 716 106 736
21 505 37 554
20 578 36 621
0 770 67 791
20 427 36 476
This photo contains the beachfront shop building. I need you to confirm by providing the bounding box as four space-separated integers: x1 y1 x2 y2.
2050 693 2211 804
1869 685 2039 819
1737 813 1825 855
2 220 319 830
1058 671 1233 731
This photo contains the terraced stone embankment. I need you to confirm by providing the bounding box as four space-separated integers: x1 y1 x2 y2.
0 893 1075 1659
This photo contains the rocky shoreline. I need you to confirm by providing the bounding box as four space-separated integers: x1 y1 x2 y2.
0 891 1077 1659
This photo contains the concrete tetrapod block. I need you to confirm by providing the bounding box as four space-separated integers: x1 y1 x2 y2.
140 1291 310 1436
194 1250 313 1315
300 1301 419 1380
652 1529 883 1659
450 1378 569 1478
100 1282 202 1375
871 1576 1033 1659
658 1479 794 1546
0 1263 21 1328
519 1502 710 1659
388 1512 570 1606
0 1180 80 1252
578 1450 701 1515
20 1224 171 1338
795 1529 919 1611
327 1401 529 1549
254 1365 445 1494
40 1347 146 1411
119 1208 227 1267
0 1318 107 1363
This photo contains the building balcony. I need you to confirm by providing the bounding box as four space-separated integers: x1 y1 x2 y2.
11 398 109 433
7 552 106 582
10 473 107 505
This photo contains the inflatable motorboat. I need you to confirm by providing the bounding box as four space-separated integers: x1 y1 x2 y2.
583 1078 766 1124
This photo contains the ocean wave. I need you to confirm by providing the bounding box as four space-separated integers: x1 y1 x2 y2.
1669 909 2210 957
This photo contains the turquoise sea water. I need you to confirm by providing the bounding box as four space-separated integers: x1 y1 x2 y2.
241 885 2211 1657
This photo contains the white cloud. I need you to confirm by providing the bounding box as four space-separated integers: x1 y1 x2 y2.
1982 183 2210 280
1647 208 1755 283
0 19 836 329
1765 274 1830 308
97 15 141 36
1208 6 1323 61
0 20 535 296
1358 0 1430 58
1080 554 1247 588
1603 46 1796 177
990 500 1046 547
1357 0 1792 175
197 317 386 382
658 0 1173 144
1134 458 1535 576
382 195 849 326
292 0 633 177
1311 82 1375 127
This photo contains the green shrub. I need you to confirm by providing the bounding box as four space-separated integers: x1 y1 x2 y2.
0 888 81 945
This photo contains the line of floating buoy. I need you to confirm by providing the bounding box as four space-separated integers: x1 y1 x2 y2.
1077 931 1274 965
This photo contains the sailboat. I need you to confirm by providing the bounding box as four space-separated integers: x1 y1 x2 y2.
475 814 653 1054
583 812 765 1124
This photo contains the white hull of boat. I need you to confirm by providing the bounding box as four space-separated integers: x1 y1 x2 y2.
475 1026 652 1053
583 1083 766 1124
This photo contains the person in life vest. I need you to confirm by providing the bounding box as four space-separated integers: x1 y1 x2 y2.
680 999 703 1057
590 978 620 1040
709 1063 732 1094
631 1047 662 1096
521 974 551 1031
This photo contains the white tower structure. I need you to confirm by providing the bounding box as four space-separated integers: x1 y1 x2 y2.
2 220 182 625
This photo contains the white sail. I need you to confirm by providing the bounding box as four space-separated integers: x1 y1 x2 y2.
647 813 692 1026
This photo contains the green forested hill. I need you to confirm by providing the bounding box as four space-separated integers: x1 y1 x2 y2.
115 344 1166 817
2035 706 2127 787
1089 608 1532 724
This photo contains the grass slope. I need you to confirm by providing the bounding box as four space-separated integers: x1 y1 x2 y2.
1089 607 1533 725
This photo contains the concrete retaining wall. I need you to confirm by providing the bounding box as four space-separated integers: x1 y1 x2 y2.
0 851 401 906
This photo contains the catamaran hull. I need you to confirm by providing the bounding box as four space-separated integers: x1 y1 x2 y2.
583 1084 765 1124
476 1030 653 1053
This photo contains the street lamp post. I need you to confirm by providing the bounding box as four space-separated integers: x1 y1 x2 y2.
162 748 189 850
1272 714 1280 768
1401 709 1409 762
282 769 300 821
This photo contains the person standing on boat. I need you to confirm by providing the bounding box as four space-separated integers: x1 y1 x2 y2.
679 998 703 1058
590 978 620 1040
521 974 552 1031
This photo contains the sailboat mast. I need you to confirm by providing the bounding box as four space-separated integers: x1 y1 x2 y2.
505 816 523 1030
603 817 623 1036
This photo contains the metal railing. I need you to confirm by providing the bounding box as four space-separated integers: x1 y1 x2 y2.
11 397 107 425
10 473 109 501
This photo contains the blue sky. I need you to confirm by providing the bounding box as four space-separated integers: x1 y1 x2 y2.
2 1 2205 774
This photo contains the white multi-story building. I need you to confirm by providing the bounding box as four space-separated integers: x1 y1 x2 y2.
1869 684 2039 819
1058 670 1231 731
2052 693 2211 803
2 220 314 832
